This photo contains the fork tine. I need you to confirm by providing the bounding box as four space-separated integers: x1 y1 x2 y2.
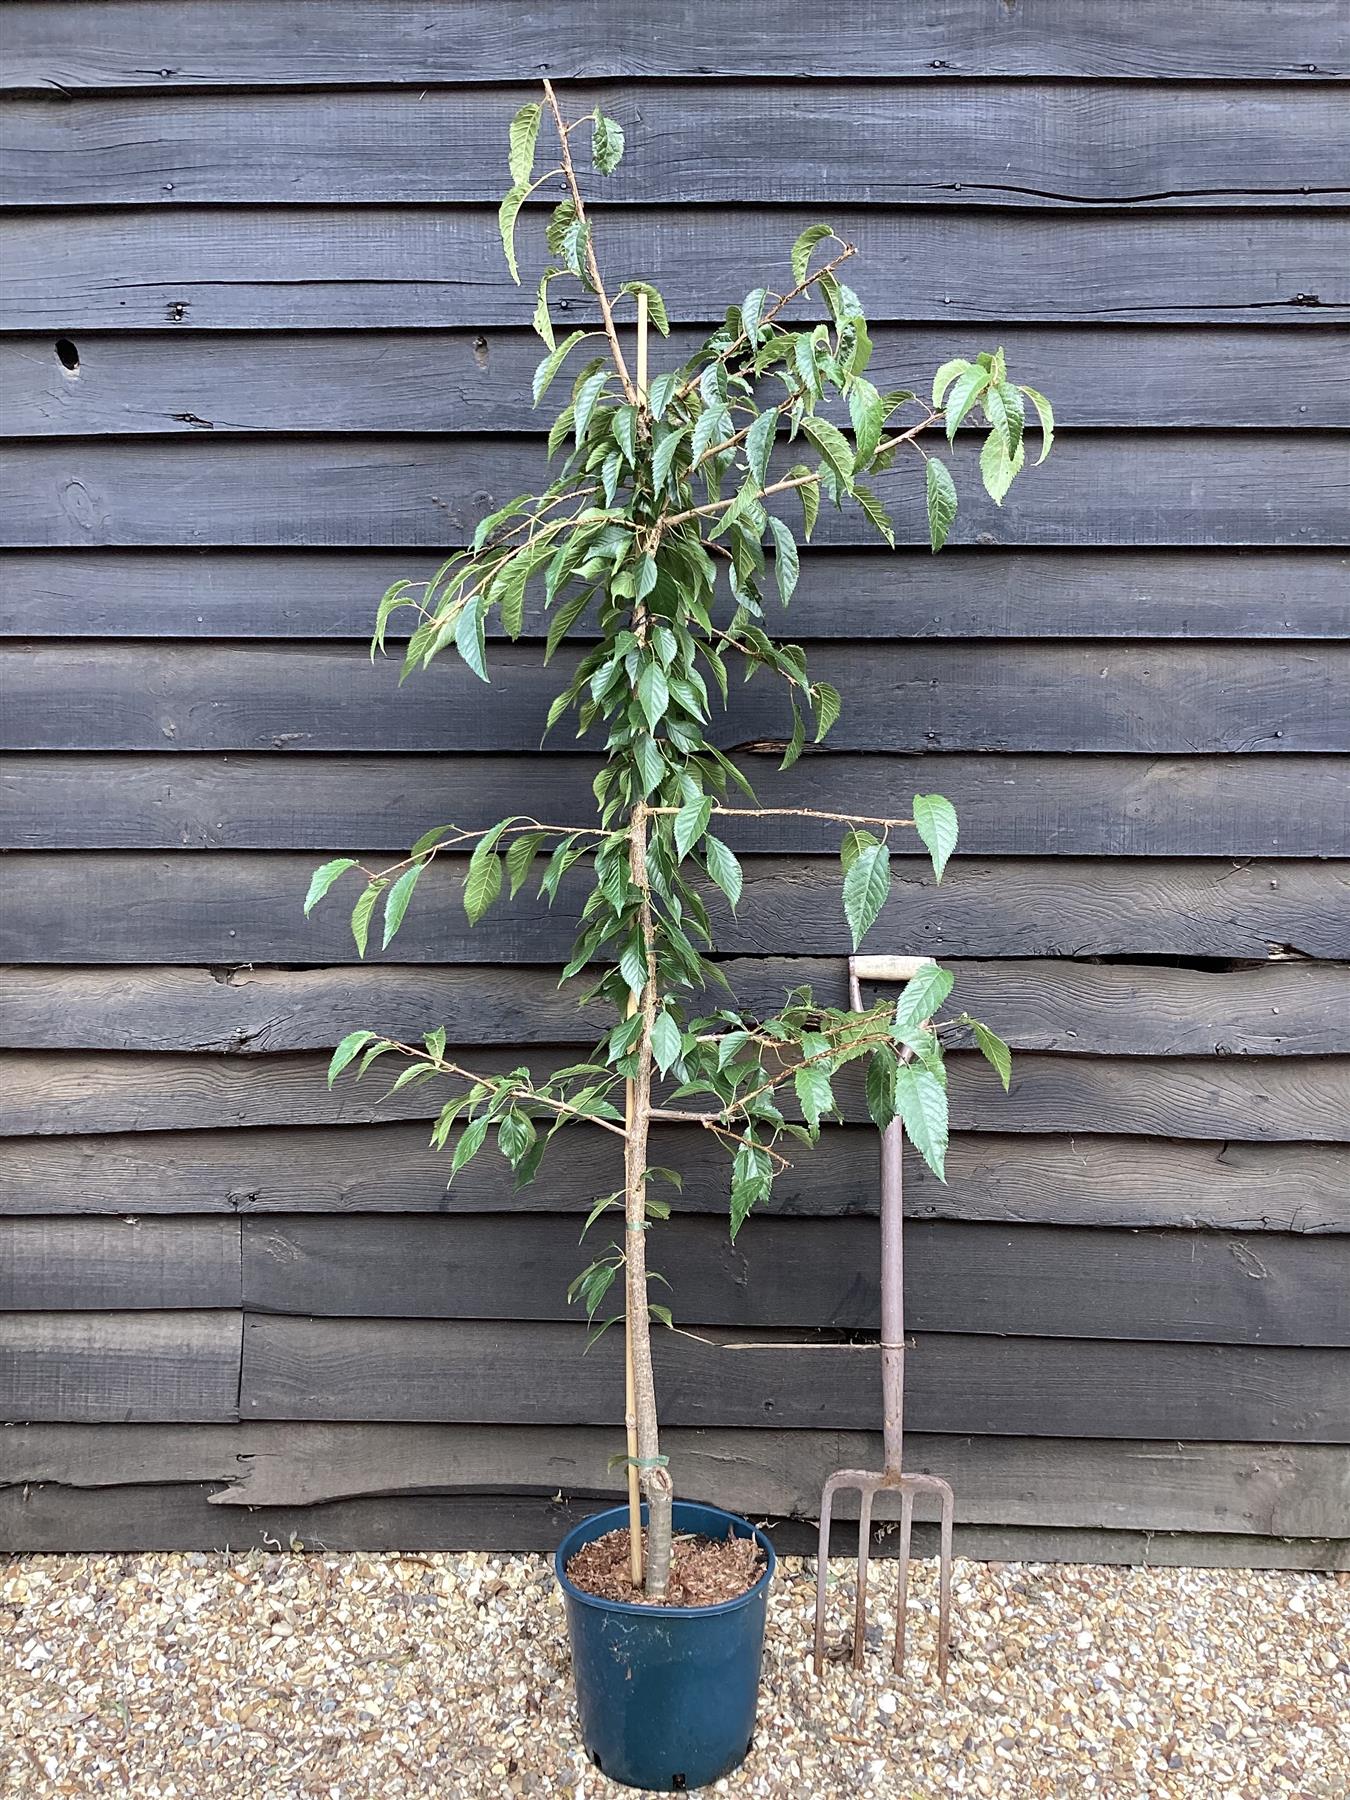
851 1485 875 1671
937 1480 955 1691
812 1478 838 1675
893 1489 915 1676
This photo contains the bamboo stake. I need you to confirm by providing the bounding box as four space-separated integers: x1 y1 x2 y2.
622 287 650 1590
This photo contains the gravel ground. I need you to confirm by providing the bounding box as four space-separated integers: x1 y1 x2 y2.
1 1549 1345 1798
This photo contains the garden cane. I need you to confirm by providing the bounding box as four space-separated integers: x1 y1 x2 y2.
812 953 955 1685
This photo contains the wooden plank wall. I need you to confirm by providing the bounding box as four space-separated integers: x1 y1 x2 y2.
1 3 1348 1564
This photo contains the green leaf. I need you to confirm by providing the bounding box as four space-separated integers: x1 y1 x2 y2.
532 271 557 349
848 377 884 467
497 182 528 284
842 842 891 950
450 1114 491 1177
304 857 357 916
559 215 589 280
634 733 665 797
765 514 799 605
780 697 806 771
544 585 593 663
740 287 768 345
802 416 854 488
573 367 610 444
797 473 820 541
505 831 544 898
673 794 713 860
812 680 841 742
492 557 529 639
852 481 894 548
985 381 1024 458
637 661 669 732
912 792 959 882
944 364 991 440
691 403 731 465
611 404 638 467
931 358 971 408
619 280 669 335
591 109 625 175
730 1141 772 1240
381 864 423 948
464 836 504 924
794 1061 834 1133
619 935 648 999
650 1009 682 1077
350 883 382 958
865 1049 897 1130
893 964 954 1032
328 1030 375 1088
498 1107 536 1165
508 102 542 185
745 408 777 489
532 329 588 406
980 427 1022 505
454 597 489 682
790 223 833 287
1020 385 1055 463
925 457 958 553
893 1062 949 1180
704 835 742 910
652 426 686 492
971 1019 1013 1091
840 826 880 875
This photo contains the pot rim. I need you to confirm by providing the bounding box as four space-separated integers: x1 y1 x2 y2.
554 1500 777 1620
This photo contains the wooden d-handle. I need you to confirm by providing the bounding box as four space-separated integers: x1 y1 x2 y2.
849 954 936 982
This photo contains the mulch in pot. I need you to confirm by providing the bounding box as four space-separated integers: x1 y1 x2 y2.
565 1527 765 1607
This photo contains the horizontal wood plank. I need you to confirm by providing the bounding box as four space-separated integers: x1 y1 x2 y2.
5 208 1345 330
236 1213 1349 1346
5 3 1344 88
6 1048 1347 1143
5 432 1347 549
3 853 1345 963
4 1422 1344 1539
241 1315 1350 1441
0 1310 240 1422
2 1125 1343 1233
5 548 1344 640
6 959 1345 1056
6 326 1348 437
6 83 1346 209
6 641 1346 753
0 1217 240 1310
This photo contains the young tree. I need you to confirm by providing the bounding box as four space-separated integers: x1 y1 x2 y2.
307 83 1052 1598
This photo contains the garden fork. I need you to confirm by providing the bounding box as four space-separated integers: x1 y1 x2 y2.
812 953 955 1686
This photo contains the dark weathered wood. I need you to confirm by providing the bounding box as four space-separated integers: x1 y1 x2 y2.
6 959 1346 1057
8 83 1346 208
3 1125 1344 1234
6 548 1345 640
0 1311 240 1422
7 326 1348 438
7 641 1346 754
0 1217 240 1311
4 852 1346 964
5 209 1345 331
5 1422 1345 1539
6 3 1344 88
6 432 1348 549
3 1480 1341 1567
7 1047 1347 1143
239 1214 1349 1346
8 753 1345 859
241 1315 1350 1441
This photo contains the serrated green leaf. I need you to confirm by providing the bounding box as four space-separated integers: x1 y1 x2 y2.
790 223 833 288
381 864 423 948
560 215 589 280
740 287 768 345
532 329 587 406
532 270 556 348
619 935 648 999
812 679 841 742
944 364 992 440
637 660 669 732
350 883 382 958
464 837 503 924
652 426 686 492
647 369 679 420
450 1113 491 1177
544 585 593 662
619 280 669 336
865 1049 897 1130
505 830 544 897
508 102 542 186
497 182 528 284
840 826 880 875
797 472 820 541
611 404 638 468
765 514 799 605
893 1061 948 1180
780 697 806 771
842 842 890 950
573 367 610 444
980 427 1023 505
304 857 357 916
591 109 625 175
673 794 713 859
971 1019 1013 1091
931 358 971 407
852 481 894 548
912 792 959 882
704 834 742 910
328 1030 375 1087
634 733 665 797
1020 384 1055 463
925 457 958 553
650 1009 682 1077
492 556 529 638
794 1060 834 1133
746 408 777 488
802 416 854 488
893 964 954 1032
454 597 489 682
848 377 884 467
498 1107 536 1165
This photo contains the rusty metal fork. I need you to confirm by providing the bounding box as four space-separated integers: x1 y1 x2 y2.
812 954 955 1687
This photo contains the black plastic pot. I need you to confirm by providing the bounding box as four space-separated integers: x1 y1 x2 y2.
554 1500 776 1792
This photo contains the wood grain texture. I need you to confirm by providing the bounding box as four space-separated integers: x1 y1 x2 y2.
4 853 1345 964
5 208 1345 331
236 1214 1349 1346
7 83 1346 208
3 1125 1343 1233
6 959 1345 1056
0 1311 240 1422
3 1480 1341 1567
6 548 1344 640
7 327 1348 437
6 641 1345 753
6 432 1348 549
0 1217 241 1310
5 1422 1344 1539
241 1315 1350 1441
6 2 1345 88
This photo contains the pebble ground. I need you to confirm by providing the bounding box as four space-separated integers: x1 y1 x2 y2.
1 1550 1345 1798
